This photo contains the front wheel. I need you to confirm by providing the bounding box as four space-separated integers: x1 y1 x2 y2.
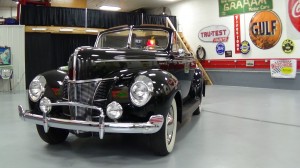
36 125 69 144
150 98 177 156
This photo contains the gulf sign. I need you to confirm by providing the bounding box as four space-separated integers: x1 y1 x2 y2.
288 0 300 32
198 25 230 43
249 10 282 50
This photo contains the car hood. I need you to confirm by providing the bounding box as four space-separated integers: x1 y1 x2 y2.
68 47 169 80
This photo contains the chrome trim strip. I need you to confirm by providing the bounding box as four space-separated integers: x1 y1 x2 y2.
73 53 77 81
50 102 103 112
93 99 107 102
94 59 169 63
127 25 133 48
67 77 118 84
18 105 164 136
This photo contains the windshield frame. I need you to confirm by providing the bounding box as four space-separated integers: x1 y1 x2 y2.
95 26 171 51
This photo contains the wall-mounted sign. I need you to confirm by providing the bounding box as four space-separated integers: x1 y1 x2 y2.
198 25 230 43
0 66 13 79
288 0 300 32
216 42 225 55
282 39 295 54
219 0 273 17
246 60 255 67
240 40 251 54
0 46 11 65
234 14 241 54
270 59 297 78
249 10 282 50
225 50 232 57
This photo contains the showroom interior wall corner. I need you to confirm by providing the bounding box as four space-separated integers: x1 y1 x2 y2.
0 25 26 92
168 0 297 60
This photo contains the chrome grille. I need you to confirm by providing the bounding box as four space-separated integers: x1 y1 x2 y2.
62 78 69 100
68 82 98 119
92 80 114 117
61 78 115 120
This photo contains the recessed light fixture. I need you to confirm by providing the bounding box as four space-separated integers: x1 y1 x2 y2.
99 5 121 11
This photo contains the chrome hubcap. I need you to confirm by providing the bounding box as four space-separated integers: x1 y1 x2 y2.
166 106 174 144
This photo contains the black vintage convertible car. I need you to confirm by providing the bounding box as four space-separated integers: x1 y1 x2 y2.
18 25 205 156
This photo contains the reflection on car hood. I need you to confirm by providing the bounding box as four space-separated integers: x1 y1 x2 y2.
69 47 169 80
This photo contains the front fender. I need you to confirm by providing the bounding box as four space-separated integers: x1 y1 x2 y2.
109 69 181 120
29 70 67 110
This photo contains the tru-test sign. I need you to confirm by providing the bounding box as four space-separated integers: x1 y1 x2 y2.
219 0 273 17
198 25 230 43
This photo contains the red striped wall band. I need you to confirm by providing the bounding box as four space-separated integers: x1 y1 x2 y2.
200 59 300 70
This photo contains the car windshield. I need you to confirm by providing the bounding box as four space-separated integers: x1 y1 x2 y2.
97 28 169 50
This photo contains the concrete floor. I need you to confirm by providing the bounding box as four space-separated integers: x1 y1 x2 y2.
1 85 300 168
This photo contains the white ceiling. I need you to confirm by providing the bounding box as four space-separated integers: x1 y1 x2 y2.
0 0 184 12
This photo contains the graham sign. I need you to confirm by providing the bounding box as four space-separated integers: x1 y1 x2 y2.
219 0 273 17
198 25 230 43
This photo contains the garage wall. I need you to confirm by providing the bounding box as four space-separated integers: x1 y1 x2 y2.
168 0 297 60
0 25 25 92
0 7 17 18
168 0 300 90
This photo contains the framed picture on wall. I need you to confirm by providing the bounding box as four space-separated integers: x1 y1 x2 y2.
0 46 11 65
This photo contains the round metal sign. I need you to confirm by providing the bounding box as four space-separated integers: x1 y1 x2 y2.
282 39 295 54
216 42 225 55
249 10 282 50
240 40 251 54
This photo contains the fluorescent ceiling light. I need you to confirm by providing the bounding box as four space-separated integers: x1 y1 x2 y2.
32 28 47 31
99 5 121 11
86 29 99 33
60 28 74 32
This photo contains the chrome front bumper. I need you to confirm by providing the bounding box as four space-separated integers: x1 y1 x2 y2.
18 104 164 139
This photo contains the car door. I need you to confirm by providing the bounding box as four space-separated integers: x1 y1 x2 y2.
169 34 196 100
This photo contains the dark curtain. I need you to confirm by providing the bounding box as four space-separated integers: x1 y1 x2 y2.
87 9 142 28
143 15 177 28
21 5 86 26
25 33 96 88
20 5 176 29
25 33 52 88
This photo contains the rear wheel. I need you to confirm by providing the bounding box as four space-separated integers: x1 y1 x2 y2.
36 125 69 144
150 98 177 156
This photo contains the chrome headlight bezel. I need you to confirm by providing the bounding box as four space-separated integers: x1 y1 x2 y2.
39 97 52 113
28 75 46 102
106 101 123 120
130 75 154 107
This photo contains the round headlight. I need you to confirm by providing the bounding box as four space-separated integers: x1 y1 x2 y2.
130 75 153 107
39 97 52 113
29 75 46 102
106 101 123 120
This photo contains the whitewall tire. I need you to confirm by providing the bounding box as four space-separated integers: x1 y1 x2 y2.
151 98 177 156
